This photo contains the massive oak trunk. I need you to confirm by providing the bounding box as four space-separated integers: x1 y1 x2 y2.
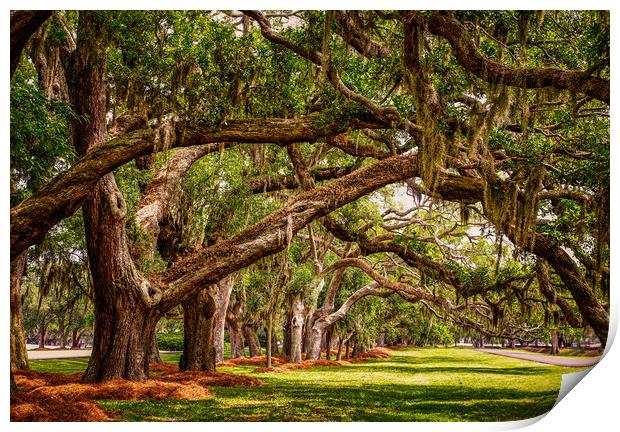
69 13 162 382
83 290 158 382
10 252 29 370
180 289 216 371
80 165 162 380
81 178 160 382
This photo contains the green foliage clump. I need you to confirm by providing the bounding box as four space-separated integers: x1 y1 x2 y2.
10 68 78 205
156 333 184 351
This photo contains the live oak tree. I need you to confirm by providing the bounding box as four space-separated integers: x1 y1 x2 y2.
10 10 609 382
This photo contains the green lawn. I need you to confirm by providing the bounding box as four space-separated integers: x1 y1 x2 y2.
28 347 581 422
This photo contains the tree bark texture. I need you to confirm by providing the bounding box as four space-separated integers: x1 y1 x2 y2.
28 20 72 101
213 277 234 363
266 314 273 368
180 288 216 371
83 300 158 382
283 300 292 357
38 320 47 349
533 237 608 346
271 331 279 355
551 329 560 355
303 309 317 357
10 10 52 79
226 300 245 358
325 328 334 360
289 293 304 363
242 324 262 357
336 337 344 361
69 12 162 382
10 252 29 370
149 333 164 364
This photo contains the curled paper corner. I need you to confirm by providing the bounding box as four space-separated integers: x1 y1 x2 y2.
554 365 597 407
552 341 608 408
493 355 604 431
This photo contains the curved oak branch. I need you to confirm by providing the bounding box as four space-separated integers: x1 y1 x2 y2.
11 113 384 259
157 152 420 309
423 13 609 104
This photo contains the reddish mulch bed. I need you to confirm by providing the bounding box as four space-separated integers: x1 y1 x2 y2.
278 359 343 370
252 366 282 373
252 348 392 373
361 347 391 358
252 360 343 373
11 363 262 422
149 362 180 373
225 355 289 366
157 370 262 387
385 344 411 350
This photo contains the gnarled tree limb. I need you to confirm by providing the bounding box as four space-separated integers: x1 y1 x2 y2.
10 10 53 79
423 12 609 104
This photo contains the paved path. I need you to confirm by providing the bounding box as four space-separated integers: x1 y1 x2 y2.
477 349 601 367
27 349 92 360
27 349 180 360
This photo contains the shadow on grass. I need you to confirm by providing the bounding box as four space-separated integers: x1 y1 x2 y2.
347 363 553 376
28 358 90 374
102 380 556 422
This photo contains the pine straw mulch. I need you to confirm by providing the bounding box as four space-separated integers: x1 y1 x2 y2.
252 347 392 373
219 354 290 367
11 363 262 422
384 343 412 350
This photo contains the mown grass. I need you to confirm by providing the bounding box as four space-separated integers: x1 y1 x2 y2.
28 347 582 422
